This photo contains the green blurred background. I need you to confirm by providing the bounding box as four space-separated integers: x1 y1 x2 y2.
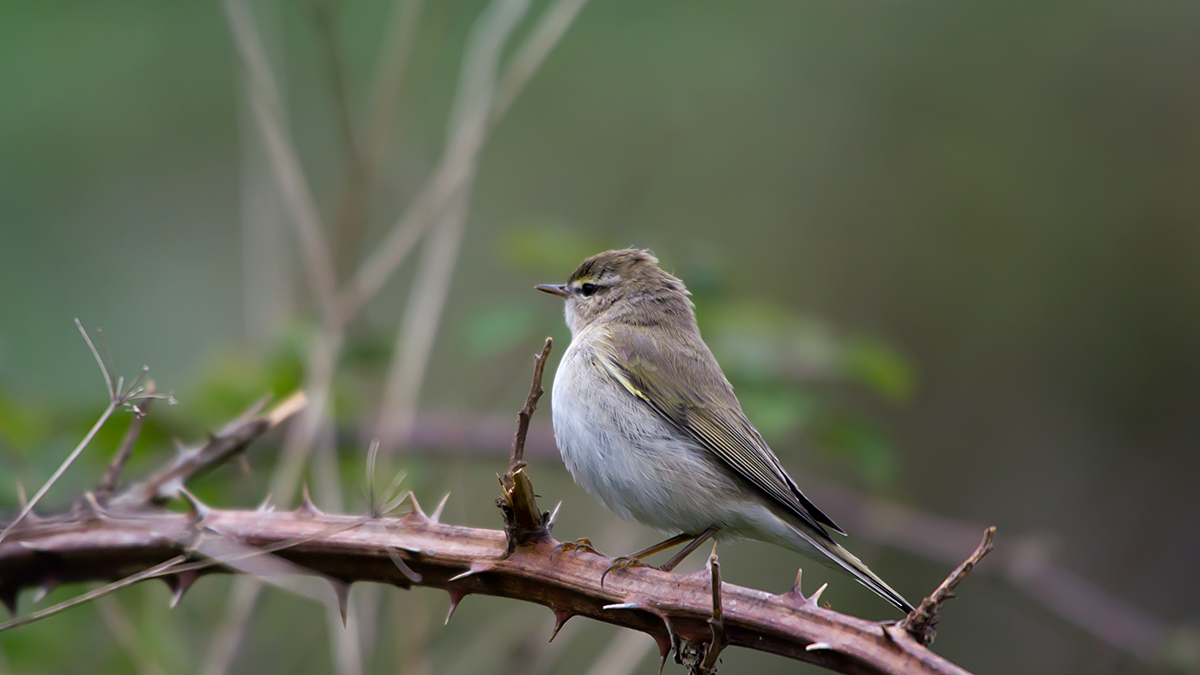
1 1 1198 674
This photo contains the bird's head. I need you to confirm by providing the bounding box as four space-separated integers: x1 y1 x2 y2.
536 249 693 336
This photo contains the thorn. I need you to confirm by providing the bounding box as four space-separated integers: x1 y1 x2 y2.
602 601 643 611
206 431 219 444
808 582 828 607
17 541 51 552
163 570 198 608
806 642 833 652
546 500 562 531
406 492 428 521
297 483 324 517
448 561 493 582
649 606 681 670
331 579 350 627
256 493 275 513
445 588 467 625
430 492 450 524
178 487 210 522
549 607 574 642
792 568 803 595
0 586 17 618
31 579 59 604
15 480 27 508
81 491 106 517
237 455 252 474
655 636 670 675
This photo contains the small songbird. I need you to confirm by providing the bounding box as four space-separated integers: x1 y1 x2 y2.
536 249 913 613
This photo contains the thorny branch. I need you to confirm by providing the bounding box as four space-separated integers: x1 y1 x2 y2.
0 345 987 675
352 415 1178 666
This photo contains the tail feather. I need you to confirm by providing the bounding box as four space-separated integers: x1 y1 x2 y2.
822 541 914 614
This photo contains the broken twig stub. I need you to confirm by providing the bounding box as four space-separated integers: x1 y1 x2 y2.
901 526 996 645
498 338 555 554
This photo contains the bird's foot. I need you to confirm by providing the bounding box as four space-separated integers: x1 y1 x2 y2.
553 538 604 557
600 556 653 586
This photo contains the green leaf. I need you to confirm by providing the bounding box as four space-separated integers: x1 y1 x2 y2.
738 388 818 440
502 225 609 275
460 303 539 357
842 337 916 403
815 416 899 488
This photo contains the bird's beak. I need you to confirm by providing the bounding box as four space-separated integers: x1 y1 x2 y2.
535 283 570 298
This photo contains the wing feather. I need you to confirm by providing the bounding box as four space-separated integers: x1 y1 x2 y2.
596 324 845 536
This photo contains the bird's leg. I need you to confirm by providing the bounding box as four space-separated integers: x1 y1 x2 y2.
601 529 719 585
658 526 719 572
553 537 604 556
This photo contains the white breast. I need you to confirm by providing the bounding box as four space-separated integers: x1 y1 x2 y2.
550 330 748 534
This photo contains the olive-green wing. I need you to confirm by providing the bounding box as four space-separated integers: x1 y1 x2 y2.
595 324 845 537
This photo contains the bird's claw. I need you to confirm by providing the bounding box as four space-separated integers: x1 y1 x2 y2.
554 538 603 557
600 556 652 586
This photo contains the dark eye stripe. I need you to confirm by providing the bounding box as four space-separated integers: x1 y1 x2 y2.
580 282 598 296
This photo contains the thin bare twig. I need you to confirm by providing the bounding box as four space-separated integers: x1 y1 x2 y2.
497 338 555 552
374 190 468 452
510 338 553 474
76 318 114 398
898 527 996 646
489 0 590 126
313 1 370 281
339 0 586 320
0 323 169 546
373 0 533 457
108 392 304 510
98 384 155 494
0 402 116 547
223 0 339 327
200 577 261 675
362 0 425 173
95 595 168 675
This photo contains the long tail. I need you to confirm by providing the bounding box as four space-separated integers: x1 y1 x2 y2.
779 519 914 613
820 540 914 614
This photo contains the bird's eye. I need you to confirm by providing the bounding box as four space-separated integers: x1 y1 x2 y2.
580 282 598 297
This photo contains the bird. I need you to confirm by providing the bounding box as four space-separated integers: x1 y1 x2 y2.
535 248 913 613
